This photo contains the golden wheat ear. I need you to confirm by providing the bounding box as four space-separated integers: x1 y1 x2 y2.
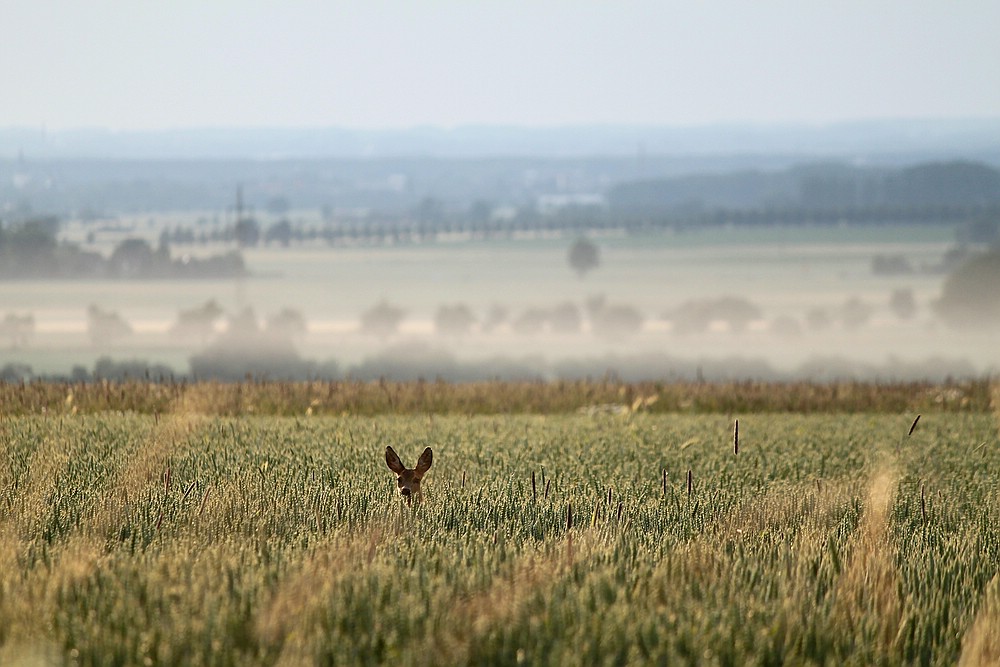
415 447 433 477
385 446 406 474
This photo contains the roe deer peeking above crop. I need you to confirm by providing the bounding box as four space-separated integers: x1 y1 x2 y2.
385 446 433 505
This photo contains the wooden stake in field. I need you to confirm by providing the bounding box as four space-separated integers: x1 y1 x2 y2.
734 418 740 455
687 469 693 499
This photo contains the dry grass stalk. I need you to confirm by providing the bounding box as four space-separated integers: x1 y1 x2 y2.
199 486 212 516
920 482 927 524
959 575 1000 667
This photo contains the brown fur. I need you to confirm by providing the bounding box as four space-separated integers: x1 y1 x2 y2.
385 446 433 504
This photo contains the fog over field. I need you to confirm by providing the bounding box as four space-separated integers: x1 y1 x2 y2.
2 2 999 381
1 209 998 382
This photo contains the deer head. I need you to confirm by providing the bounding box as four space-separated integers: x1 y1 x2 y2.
385 446 433 504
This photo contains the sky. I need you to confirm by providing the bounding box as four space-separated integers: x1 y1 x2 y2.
1 0 999 131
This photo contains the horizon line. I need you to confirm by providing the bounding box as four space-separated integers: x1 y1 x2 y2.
3 115 1000 135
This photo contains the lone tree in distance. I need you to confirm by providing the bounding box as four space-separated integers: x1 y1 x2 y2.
568 237 600 278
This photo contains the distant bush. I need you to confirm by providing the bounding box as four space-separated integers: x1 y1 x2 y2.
512 308 549 335
434 304 477 336
0 362 33 382
590 303 644 339
87 304 132 346
667 296 762 334
805 307 833 331
234 218 261 247
567 237 600 277
0 313 35 349
348 343 543 382
93 357 176 381
266 308 308 338
360 301 406 338
226 307 261 336
105 238 246 279
190 331 325 381
549 302 583 334
770 316 802 337
934 247 1000 328
480 304 509 333
265 219 293 247
840 297 873 330
509 303 583 336
171 299 225 341
889 288 918 320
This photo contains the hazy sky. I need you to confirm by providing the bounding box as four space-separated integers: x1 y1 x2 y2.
2 0 999 130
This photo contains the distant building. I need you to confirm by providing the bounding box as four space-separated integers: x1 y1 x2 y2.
536 193 606 215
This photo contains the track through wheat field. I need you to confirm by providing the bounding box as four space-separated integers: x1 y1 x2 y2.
0 381 998 665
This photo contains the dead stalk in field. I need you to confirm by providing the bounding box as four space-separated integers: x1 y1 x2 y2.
199 487 212 516
920 482 927 524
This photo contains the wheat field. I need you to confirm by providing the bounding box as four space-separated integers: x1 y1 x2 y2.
0 380 998 665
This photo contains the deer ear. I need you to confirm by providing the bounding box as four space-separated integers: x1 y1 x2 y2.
415 447 433 476
385 446 406 474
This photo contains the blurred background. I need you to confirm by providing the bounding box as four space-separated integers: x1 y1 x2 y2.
1 1 999 382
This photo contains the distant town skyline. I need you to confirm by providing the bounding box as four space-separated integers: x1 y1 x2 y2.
2 0 999 131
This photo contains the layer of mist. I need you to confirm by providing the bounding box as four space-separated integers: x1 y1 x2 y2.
2 124 999 384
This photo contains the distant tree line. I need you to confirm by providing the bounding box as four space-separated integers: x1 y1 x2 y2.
0 217 245 279
608 160 1000 217
51 159 1000 254
0 345 979 385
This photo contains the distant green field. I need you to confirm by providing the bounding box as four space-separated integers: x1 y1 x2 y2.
1 381 999 665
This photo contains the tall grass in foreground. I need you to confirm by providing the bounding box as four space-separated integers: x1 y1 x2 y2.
0 377 991 416
0 409 998 665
